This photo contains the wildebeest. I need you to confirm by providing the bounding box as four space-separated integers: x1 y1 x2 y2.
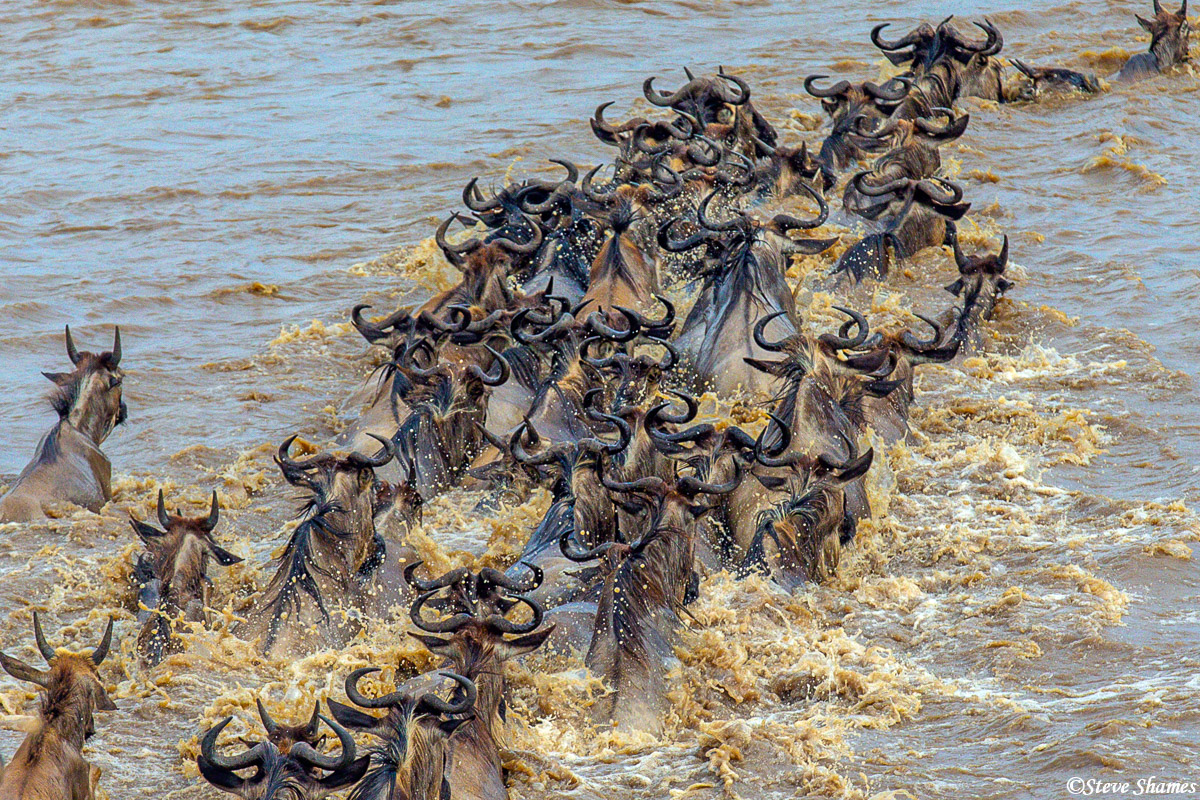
664 189 836 398
1008 59 1101 100
804 74 910 178
1117 0 1190 80
197 706 367 799
0 613 117 800
740 414 874 591
0 327 126 522
238 434 398 656
562 460 741 734
327 669 476 800
406 565 553 800
129 489 243 666
945 231 1014 343
642 67 776 157
834 177 970 282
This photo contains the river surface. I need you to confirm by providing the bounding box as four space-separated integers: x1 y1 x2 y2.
1 0 1198 798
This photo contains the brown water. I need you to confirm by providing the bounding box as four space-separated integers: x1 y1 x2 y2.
1 0 1199 797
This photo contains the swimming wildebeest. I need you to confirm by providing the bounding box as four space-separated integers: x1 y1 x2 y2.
0 327 126 522
1117 0 1190 80
327 669 477 800
129 489 244 666
0 613 117 799
238 434 398 656
197 704 367 799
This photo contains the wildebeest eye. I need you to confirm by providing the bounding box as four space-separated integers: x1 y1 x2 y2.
357 468 373 490
108 375 123 389
717 107 733 124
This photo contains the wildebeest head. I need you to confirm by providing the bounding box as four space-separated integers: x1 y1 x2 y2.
1137 0 1191 67
805 74 911 172
275 434 396 536
946 232 1014 338
406 563 552 739
563 459 742 732
129 489 243 665
1008 60 1101 100
740 415 873 591
197 708 367 799
326 669 476 800
0 613 117 749
643 67 776 155
42 325 126 445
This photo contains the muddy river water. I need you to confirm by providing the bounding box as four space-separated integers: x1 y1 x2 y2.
1 0 1198 797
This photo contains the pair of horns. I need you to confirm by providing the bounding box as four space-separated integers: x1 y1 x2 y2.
64 325 122 367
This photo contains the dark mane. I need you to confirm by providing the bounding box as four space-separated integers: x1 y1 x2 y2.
258 505 350 651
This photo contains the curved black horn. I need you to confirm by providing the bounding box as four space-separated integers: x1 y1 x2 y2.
345 667 409 709
156 488 171 529
804 74 851 99
64 325 82 365
467 345 510 387
201 490 220 532
484 593 543 635
410 589 475 634
818 306 871 350
753 310 793 353
290 714 357 772
416 671 477 716
90 616 114 666
32 611 56 663
255 697 278 735
200 717 268 772
643 75 690 107
110 327 122 366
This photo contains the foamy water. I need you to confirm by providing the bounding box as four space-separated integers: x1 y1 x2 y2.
1 1 1198 798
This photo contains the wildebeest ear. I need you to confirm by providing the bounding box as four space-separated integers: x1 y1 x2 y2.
318 755 371 790
944 278 965 297
94 687 118 712
41 371 70 384
743 357 783 376
1136 14 1155 31
207 543 244 567
197 757 247 792
325 698 382 732
407 631 456 656
496 624 554 660
437 714 473 739
129 516 165 541
997 278 1014 293
0 652 49 687
754 474 790 491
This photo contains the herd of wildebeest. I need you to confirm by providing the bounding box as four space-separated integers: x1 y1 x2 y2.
0 6 1190 799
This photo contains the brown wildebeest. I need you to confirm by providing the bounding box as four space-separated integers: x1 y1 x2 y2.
664 189 835 399
327 669 476 800
1007 60 1100 100
238 434 397 656
0 613 117 800
834 176 970 282
642 67 777 159
1 327 126 522
129 489 243 666
196 705 367 799
561 460 741 734
406 565 553 800
1117 0 1190 80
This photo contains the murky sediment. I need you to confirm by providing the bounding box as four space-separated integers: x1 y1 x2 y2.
1 1 1198 798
